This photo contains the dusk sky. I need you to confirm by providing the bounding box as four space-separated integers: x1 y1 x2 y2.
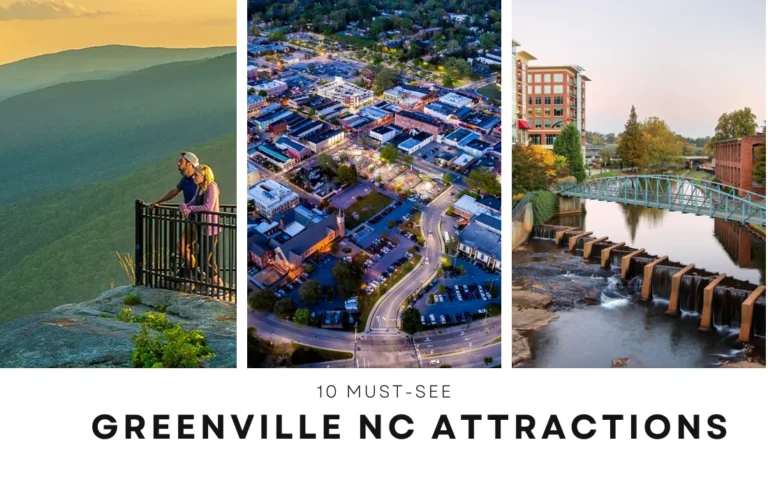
0 0 235 65
513 0 766 138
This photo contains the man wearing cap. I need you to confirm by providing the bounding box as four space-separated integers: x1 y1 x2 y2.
149 152 202 283
150 151 200 208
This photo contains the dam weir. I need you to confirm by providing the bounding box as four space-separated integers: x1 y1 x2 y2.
531 224 766 343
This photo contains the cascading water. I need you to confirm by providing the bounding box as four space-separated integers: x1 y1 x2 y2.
712 286 749 331
753 297 766 338
590 242 610 259
532 226 558 240
678 275 710 316
609 252 624 270
573 236 588 251
650 265 681 301
627 256 652 280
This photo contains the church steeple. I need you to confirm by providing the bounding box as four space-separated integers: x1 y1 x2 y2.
337 207 345 238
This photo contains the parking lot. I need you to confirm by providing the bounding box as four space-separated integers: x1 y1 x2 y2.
409 257 500 327
275 254 347 311
413 141 459 164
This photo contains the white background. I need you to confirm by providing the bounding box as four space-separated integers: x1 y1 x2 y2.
0 1 766 487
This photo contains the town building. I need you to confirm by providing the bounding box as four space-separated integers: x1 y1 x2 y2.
370 125 399 144
394 111 441 136
252 79 288 98
473 49 502 66
316 76 374 109
457 213 502 270
383 85 432 108
424 101 461 122
438 92 475 109
398 131 434 155
714 133 766 195
272 209 345 271
525 64 589 158
249 143 296 169
452 195 501 220
247 94 267 114
247 180 300 219
304 129 345 152
275 137 312 161
253 107 292 130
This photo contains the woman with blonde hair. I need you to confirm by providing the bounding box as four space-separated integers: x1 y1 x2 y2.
180 164 224 292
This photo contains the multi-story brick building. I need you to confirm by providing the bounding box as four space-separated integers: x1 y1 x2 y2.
394 111 441 136
525 65 589 158
714 133 766 195
512 40 535 145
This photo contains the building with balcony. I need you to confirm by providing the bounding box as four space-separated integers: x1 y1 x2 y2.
512 40 536 146
525 64 589 160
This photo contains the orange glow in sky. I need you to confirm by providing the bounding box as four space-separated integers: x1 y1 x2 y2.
0 0 235 65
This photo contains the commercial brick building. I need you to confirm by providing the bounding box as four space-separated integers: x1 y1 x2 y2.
394 111 441 136
714 133 766 195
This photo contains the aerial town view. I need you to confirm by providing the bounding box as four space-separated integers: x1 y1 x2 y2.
512 0 766 368
245 0 502 368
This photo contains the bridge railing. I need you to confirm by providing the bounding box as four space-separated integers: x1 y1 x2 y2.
511 191 540 221
552 175 766 225
134 200 237 301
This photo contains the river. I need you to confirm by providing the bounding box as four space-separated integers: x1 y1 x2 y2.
514 200 766 368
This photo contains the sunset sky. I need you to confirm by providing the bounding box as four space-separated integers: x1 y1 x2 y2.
0 0 235 65
513 0 766 137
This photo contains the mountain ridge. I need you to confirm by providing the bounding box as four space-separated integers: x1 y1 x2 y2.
0 44 236 101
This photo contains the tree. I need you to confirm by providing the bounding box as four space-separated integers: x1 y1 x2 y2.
274 298 295 318
372 67 396 95
553 123 585 182
336 164 358 185
403 155 414 164
258 90 267 97
268 29 285 42
380 144 399 163
402 307 422 334
317 153 337 173
294 308 311 325
332 261 363 299
599 147 613 169
248 289 276 312
713 107 759 142
298 280 322 305
443 173 452 184
465 167 501 197
641 117 683 168
442 72 456 88
304 263 315 274
511 144 559 196
617 105 647 171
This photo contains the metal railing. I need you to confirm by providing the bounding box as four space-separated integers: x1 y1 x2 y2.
134 200 236 301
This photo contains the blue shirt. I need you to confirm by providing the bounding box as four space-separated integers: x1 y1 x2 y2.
177 175 198 204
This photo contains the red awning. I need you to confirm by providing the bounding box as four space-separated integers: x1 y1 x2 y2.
517 120 531 129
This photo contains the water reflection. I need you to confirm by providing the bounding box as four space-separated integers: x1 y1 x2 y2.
548 200 765 285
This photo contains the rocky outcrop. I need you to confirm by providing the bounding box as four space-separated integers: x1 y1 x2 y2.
512 289 558 367
0 286 235 368
512 330 531 366
514 290 553 309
